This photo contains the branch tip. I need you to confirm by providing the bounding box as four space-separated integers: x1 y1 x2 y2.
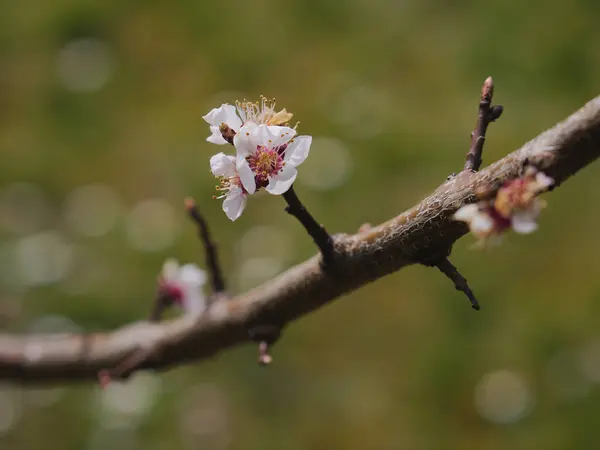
464 76 503 172
435 258 480 310
482 76 494 100
185 198 226 293
257 341 273 365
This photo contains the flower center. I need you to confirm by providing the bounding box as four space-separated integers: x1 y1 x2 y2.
247 145 285 186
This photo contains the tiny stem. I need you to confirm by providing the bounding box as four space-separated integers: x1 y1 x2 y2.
464 76 503 172
185 198 226 293
148 292 171 323
282 186 334 266
98 346 154 387
436 258 480 310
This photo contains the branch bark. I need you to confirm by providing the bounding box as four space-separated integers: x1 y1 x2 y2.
1 96 600 384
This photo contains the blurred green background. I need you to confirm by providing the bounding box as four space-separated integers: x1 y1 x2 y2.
1 0 600 449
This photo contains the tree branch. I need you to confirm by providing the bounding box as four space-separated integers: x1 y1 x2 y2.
282 185 335 266
1 95 599 383
464 76 504 171
434 258 480 310
184 197 226 293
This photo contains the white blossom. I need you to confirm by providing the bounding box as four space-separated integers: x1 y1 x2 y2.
203 97 293 145
159 259 207 315
454 167 554 245
210 152 248 221
234 124 311 195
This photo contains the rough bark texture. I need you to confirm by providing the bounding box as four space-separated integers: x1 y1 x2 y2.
1 96 600 384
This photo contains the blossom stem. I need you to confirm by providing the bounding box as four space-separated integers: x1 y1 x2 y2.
282 186 335 266
435 258 480 310
98 346 154 387
185 198 226 293
464 76 503 172
148 292 172 322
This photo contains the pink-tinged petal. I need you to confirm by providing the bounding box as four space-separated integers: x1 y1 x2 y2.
223 187 247 221
236 158 256 194
234 123 259 157
284 135 312 167
453 204 479 223
511 210 538 234
207 126 228 145
178 264 207 287
161 258 180 281
266 166 298 195
203 104 242 131
210 152 236 177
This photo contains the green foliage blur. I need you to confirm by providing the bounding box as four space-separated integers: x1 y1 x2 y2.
1 0 600 449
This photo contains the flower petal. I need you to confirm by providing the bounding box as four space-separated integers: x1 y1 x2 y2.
234 123 259 157
161 258 180 281
203 104 242 131
206 126 228 145
223 187 247 221
266 125 297 148
511 209 539 234
236 158 256 194
210 152 236 177
284 135 312 167
179 264 207 287
266 166 298 195
470 213 494 235
534 172 554 191
182 291 206 316
453 204 479 223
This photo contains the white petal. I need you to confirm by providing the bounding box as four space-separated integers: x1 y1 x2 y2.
210 152 236 177
202 104 242 131
233 123 258 157
266 166 298 195
178 264 207 287
206 126 228 145
470 213 494 235
182 291 206 316
236 158 256 194
161 258 180 281
223 187 247 221
453 204 479 222
265 125 296 148
511 210 539 234
284 135 311 167
535 172 554 190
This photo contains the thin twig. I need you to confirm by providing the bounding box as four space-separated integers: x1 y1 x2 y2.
148 292 172 323
98 346 154 388
185 198 225 293
435 258 480 310
282 185 334 265
464 76 504 172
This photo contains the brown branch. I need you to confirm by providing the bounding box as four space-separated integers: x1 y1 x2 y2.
184 197 225 293
434 258 480 310
282 185 335 266
464 76 504 171
0 95 599 384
